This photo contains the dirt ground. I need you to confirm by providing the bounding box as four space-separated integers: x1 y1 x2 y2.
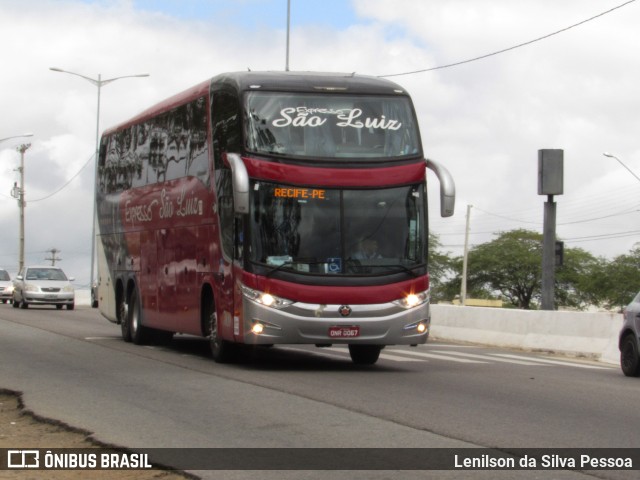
0 391 193 479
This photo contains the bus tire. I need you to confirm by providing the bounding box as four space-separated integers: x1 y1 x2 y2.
119 295 131 342
128 288 149 345
209 308 234 363
348 345 382 365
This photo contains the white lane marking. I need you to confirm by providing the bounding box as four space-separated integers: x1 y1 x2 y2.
492 354 610 369
387 349 487 364
280 346 350 361
431 350 541 366
378 353 423 362
325 347 422 362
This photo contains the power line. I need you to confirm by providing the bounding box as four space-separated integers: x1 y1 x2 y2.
1 152 93 202
559 208 640 225
380 0 636 77
473 206 541 225
564 231 640 242
29 153 94 203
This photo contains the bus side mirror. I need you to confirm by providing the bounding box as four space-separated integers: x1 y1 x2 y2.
426 159 456 217
226 153 250 214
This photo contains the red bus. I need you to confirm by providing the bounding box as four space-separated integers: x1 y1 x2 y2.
96 71 455 365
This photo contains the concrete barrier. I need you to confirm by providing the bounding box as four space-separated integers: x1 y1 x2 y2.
430 304 622 365
74 289 91 306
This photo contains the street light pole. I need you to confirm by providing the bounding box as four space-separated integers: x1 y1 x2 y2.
285 0 291 71
49 68 149 287
603 152 640 183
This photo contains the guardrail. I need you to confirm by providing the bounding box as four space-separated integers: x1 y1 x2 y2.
430 305 622 365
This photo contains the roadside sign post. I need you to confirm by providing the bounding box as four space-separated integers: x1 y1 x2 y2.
538 149 564 310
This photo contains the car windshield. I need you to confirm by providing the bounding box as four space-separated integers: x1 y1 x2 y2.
245 92 421 159
0 270 9 281
249 182 426 277
25 268 68 281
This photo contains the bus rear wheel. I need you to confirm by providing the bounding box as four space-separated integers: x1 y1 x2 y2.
348 345 382 365
128 288 150 345
119 295 131 342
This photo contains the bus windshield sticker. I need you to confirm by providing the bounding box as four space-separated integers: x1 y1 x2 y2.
326 258 342 274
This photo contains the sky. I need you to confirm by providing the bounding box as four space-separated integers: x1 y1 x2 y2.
1 0 639 287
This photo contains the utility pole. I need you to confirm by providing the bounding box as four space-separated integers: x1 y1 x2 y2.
460 204 472 306
10 143 31 272
45 248 62 266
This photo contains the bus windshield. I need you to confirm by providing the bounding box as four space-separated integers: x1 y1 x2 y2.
245 93 421 159
249 182 426 276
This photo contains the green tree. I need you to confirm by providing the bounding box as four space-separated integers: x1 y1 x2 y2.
555 247 605 310
467 229 542 309
599 246 640 310
427 233 457 303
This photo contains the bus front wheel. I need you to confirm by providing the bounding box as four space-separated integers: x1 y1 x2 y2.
209 310 235 363
348 345 382 365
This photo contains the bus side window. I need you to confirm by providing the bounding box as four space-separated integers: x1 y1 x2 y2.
211 89 241 170
212 87 242 260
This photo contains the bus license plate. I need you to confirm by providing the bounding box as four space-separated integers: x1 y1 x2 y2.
328 326 360 338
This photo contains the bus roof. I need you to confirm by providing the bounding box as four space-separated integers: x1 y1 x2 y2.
103 71 409 135
212 71 409 95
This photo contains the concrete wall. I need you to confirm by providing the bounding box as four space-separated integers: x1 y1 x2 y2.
430 304 623 365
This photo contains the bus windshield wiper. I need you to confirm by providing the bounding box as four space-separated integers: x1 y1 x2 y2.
370 263 424 277
263 260 327 278
264 261 295 278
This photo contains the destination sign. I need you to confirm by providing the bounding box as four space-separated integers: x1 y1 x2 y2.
273 188 326 200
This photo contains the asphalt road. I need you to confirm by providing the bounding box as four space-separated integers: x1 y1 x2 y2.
0 304 637 480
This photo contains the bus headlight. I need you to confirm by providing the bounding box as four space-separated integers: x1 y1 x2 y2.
393 289 430 309
241 285 293 309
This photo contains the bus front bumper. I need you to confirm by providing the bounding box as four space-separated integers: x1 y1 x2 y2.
240 297 430 345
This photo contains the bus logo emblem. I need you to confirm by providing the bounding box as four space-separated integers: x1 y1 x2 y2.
339 305 352 317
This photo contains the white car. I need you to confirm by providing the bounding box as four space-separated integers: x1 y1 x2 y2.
12 265 75 310
0 268 13 304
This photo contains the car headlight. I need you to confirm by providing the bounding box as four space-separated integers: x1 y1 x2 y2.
241 285 293 309
24 283 40 292
393 289 430 309
63 285 74 293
